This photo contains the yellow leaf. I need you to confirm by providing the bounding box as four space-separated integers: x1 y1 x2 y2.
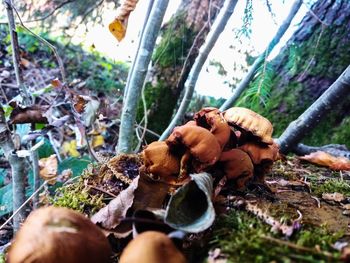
92 135 105 149
109 19 126 42
62 140 81 157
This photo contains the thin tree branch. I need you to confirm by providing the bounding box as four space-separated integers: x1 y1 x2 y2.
24 0 75 23
160 0 238 141
117 0 169 153
220 0 303 111
11 4 67 83
0 181 49 231
277 65 350 154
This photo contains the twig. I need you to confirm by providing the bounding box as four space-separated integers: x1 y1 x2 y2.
134 71 150 152
297 25 325 81
0 181 49 231
0 82 9 103
310 195 321 208
302 0 329 27
11 4 66 83
87 184 117 198
24 0 74 23
261 235 335 259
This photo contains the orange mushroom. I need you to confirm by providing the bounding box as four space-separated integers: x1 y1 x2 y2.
141 141 180 184
8 207 111 263
194 107 231 150
219 149 254 189
166 125 221 174
119 231 186 263
239 141 280 182
223 107 273 145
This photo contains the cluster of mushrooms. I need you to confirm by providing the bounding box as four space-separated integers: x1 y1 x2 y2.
7 107 280 263
142 107 280 190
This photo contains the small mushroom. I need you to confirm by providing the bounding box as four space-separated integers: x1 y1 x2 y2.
223 107 273 144
166 125 221 173
194 107 231 150
141 141 180 184
239 141 280 182
219 149 254 189
8 207 111 263
119 231 186 263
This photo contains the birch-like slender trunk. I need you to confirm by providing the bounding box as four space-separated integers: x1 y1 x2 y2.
159 0 238 141
3 0 32 231
219 0 302 111
117 0 169 153
277 65 350 154
0 109 26 232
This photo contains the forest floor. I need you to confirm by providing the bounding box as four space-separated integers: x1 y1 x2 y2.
1 26 350 262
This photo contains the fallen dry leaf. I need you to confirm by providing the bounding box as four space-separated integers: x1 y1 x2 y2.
9 104 49 124
91 176 139 230
39 154 58 184
322 192 345 202
109 0 139 42
299 151 350 171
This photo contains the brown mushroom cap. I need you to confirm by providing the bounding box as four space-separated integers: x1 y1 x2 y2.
119 231 186 263
194 108 231 150
8 207 111 263
238 141 279 165
219 149 254 189
166 125 221 171
141 141 180 182
223 107 273 144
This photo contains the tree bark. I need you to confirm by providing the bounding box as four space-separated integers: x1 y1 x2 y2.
117 0 169 153
277 65 350 154
219 0 303 111
160 0 238 140
244 0 350 148
138 0 224 138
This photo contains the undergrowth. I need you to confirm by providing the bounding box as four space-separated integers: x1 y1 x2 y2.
210 210 342 263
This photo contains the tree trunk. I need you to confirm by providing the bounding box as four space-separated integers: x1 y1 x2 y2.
277 65 350 154
138 0 224 138
243 0 350 148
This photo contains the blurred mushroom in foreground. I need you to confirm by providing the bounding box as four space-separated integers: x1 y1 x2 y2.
119 231 186 263
8 207 111 263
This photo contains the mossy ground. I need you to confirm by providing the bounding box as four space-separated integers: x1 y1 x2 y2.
51 155 350 262
206 156 350 263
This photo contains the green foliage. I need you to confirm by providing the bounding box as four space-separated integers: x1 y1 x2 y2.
0 24 129 93
238 61 275 108
37 138 55 159
0 253 5 263
311 179 350 197
235 0 253 39
58 156 92 178
210 210 341 262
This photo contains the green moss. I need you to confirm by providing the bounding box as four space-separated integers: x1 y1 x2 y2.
52 182 104 214
152 13 195 68
311 178 350 197
209 210 342 262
